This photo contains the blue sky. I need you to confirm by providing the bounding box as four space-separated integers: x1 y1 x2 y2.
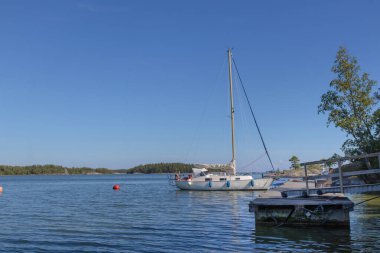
0 0 379 170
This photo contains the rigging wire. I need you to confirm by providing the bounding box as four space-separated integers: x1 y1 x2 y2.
354 195 380 206
233 66 251 156
186 56 228 162
239 153 267 171
232 58 276 171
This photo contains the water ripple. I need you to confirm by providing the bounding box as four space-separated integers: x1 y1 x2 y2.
0 174 379 252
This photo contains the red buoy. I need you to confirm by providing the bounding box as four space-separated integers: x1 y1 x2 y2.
113 184 120 190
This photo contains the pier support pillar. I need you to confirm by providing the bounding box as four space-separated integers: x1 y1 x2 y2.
304 164 309 196
338 160 344 194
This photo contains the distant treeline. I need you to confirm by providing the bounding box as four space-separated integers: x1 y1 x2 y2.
126 163 193 174
0 163 195 175
0 164 127 176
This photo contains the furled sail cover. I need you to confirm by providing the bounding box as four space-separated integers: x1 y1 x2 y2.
192 168 208 177
194 163 235 175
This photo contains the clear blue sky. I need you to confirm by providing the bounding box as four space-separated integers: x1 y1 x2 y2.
0 0 379 170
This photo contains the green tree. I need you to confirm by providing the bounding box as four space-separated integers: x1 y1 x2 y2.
289 155 301 169
126 163 193 174
318 47 380 155
324 153 342 168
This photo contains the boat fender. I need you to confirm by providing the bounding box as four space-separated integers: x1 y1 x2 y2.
208 181 212 188
250 180 254 187
226 181 231 188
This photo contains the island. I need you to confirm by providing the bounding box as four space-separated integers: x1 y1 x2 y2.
0 163 194 176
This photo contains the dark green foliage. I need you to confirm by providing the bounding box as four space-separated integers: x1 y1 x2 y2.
289 155 301 169
325 153 342 167
0 164 119 176
0 163 193 175
319 47 380 155
95 168 113 174
0 164 63 175
126 163 193 174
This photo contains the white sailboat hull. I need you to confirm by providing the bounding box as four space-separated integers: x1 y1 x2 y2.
175 178 273 191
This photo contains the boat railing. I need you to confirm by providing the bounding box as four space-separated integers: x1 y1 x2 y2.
167 173 183 185
167 172 193 185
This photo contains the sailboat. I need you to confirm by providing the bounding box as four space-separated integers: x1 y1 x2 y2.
175 49 274 191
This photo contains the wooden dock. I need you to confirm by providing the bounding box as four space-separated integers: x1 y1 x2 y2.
249 152 380 227
250 196 354 227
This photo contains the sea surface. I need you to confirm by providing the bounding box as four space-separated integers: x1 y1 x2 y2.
0 174 379 252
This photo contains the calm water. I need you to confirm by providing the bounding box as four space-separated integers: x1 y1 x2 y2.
0 174 379 252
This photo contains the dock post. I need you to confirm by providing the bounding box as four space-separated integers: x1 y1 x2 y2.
304 164 309 196
338 160 344 193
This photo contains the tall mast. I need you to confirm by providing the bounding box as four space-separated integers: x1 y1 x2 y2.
228 48 236 175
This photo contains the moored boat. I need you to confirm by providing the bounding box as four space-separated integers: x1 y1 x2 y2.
175 168 273 191
174 49 274 191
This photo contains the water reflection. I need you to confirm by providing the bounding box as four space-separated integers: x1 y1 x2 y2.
349 194 380 252
252 225 351 252
251 194 380 252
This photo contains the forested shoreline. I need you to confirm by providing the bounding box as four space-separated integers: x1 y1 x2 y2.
125 163 193 174
0 163 193 176
0 164 126 175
